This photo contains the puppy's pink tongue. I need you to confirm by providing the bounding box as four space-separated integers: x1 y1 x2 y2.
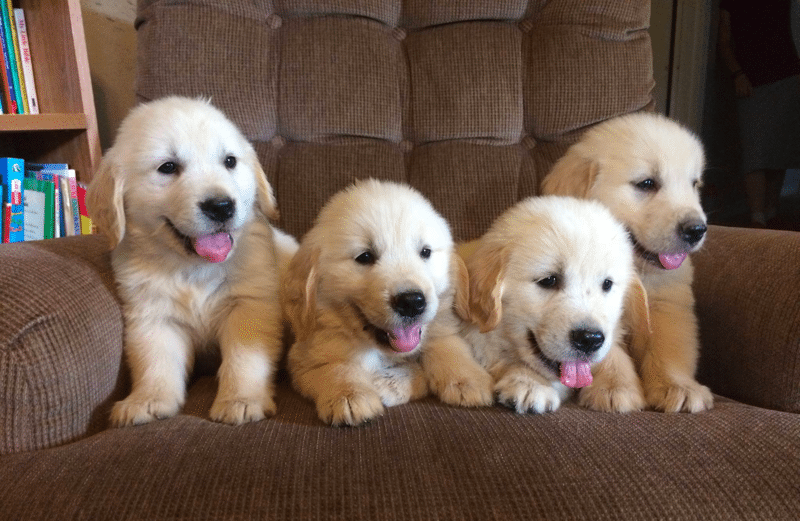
658 252 688 270
388 324 422 353
193 232 232 263
560 361 593 388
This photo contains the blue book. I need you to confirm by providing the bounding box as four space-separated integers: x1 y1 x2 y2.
1 157 24 242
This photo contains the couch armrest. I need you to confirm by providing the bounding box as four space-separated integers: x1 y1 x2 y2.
693 225 800 412
0 235 126 454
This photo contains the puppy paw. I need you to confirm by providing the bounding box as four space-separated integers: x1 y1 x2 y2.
429 364 493 408
646 379 713 413
111 395 181 427
373 364 429 407
494 371 561 414
209 395 276 425
318 387 384 426
579 381 645 413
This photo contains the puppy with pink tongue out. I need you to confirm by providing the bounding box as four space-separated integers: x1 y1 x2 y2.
542 113 714 413
284 180 493 426
458 196 647 414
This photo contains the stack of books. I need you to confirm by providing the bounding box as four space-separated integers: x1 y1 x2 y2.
0 3 38 114
1 157 92 243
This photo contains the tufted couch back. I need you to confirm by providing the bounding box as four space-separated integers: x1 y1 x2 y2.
135 0 654 241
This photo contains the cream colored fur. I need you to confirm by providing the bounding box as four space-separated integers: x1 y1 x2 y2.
86 96 298 427
459 196 645 414
283 179 492 426
541 112 713 413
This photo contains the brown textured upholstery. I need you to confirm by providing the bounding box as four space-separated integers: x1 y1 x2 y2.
1 1 799 519
135 0 653 240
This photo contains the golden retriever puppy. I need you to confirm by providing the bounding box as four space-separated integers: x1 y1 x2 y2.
87 96 297 427
460 196 647 414
541 112 714 413
283 179 493 426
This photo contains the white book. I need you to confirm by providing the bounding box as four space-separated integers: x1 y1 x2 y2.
13 9 39 114
23 187 45 241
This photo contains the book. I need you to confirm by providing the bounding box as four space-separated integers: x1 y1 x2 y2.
0 1 23 113
23 177 45 241
5 2 26 113
59 175 74 236
77 183 92 235
0 8 17 113
27 163 68 238
1 157 24 242
13 9 37 114
65 169 81 235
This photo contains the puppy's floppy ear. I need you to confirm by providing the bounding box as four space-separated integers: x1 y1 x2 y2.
252 158 279 221
623 274 651 360
282 243 320 342
540 151 597 198
451 251 471 322
467 243 508 333
86 154 126 248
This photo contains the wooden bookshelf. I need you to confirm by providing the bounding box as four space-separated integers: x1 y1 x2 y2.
0 0 101 184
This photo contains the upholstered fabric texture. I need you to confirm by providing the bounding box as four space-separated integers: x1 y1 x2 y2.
135 0 654 240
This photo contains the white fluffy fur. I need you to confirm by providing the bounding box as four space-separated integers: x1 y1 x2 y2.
542 112 713 413
283 179 492 426
459 196 646 414
87 96 298 427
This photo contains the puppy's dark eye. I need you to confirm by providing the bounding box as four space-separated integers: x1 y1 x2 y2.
602 279 613 292
157 161 178 175
355 251 377 266
224 156 237 169
537 275 560 289
692 179 701 190
420 247 431 260
634 178 658 192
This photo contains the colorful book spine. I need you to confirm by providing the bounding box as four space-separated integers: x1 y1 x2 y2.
77 183 92 235
1 157 24 242
0 9 17 113
27 164 67 239
0 1 22 113
5 2 26 113
23 177 45 241
13 9 36 114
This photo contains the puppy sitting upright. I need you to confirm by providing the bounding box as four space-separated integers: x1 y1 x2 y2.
542 112 713 412
87 96 297 427
283 179 493 426
460 196 646 414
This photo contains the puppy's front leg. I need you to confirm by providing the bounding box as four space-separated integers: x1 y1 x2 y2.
579 341 645 413
111 320 192 427
493 363 565 414
210 302 282 425
290 349 384 426
422 334 493 407
638 291 713 413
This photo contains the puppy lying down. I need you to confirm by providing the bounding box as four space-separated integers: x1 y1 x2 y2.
542 112 713 412
459 196 648 414
87 96 297 426
283 179 493 426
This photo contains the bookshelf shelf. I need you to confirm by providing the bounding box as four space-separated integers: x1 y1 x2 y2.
1 0 101 183
0 113 87 131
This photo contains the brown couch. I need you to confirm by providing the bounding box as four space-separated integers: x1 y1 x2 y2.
2 1 798 519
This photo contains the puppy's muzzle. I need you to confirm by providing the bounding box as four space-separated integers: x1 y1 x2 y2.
570 328 605 355
199 197 236 223
678 220 707 247
391 291 426 319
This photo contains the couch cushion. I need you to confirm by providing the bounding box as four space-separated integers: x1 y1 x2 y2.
135 0 654 240
0 379 797 520
0 236 125 454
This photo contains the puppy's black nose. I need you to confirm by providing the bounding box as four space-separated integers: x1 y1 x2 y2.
391 291 426 318
679 221 707 246
570 328 605 354
199 197 235 223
